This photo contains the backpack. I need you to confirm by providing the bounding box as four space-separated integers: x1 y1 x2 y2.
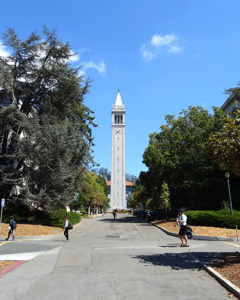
186 226 193 239
12 220 17 229
68 222 73 230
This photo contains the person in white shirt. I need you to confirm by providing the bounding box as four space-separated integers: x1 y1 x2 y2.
176 209 189 247
64 217 69 241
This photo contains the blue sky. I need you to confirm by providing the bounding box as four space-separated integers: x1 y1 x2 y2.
1 0 240 176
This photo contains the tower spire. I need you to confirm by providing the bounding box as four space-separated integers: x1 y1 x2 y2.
115 89 122 106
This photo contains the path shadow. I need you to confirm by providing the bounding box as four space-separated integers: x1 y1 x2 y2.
98 215 148 224
132 252 223 271
207 252 240 269
160 244 180 248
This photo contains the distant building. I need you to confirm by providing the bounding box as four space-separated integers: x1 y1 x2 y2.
221 93 240 116
107 181 134 207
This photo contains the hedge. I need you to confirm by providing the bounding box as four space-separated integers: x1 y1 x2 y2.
3 205 81 228
43 210 81 227
186 210 240 229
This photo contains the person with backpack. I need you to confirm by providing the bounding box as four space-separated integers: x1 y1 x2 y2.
5 216 17 241
176 209 189 247
186 226 193 240
63 217 73 241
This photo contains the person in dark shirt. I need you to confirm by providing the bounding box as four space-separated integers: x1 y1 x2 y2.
5 216 17 241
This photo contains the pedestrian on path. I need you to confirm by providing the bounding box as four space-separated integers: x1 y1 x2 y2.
176 209 189 247
5 216 17 241
146 211 151 223
64 217 70 241
113 210 116 220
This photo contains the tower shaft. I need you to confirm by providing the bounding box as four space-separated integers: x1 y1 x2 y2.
110 91 126 209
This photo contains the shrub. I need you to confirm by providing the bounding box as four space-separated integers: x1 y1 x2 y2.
79 207 87 215
186 210 240 229
3 205 81 227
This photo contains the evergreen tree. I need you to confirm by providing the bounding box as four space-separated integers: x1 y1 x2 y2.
0 27 96 208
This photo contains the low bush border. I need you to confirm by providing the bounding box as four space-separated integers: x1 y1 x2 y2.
186 210 240 229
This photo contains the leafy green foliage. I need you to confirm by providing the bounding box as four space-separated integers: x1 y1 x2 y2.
186 210 240 229
141 106 240 210
160 182 170 211
210 108 240 176
72 171 109 213
127 179 148 208
47 210 81 227
3 202 80 227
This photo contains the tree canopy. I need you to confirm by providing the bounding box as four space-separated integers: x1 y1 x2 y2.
210 108 240 177
140 106 240 210
0 27 96 209
72 171 109 214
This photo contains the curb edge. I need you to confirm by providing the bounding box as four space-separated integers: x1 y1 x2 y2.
190 254 240 299
151 222 235 241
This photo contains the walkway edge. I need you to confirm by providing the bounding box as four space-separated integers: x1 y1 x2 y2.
151 222 235 241
190 254 240 299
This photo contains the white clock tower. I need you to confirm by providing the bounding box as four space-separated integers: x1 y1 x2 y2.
110 90 126 209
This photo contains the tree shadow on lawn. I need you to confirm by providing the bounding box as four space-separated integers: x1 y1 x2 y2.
132 252 223 271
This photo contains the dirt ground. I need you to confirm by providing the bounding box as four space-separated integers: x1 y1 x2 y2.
208 253 240 289
0 223 63 237
153 221 239 238
0 260 12 269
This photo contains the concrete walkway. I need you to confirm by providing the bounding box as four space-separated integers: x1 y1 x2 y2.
0 214 239 300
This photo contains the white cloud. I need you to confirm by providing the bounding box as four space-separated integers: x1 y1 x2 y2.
140 44 156 61
82 61 106 74
0 41 9 57
151 34 177 47
69 48 90 63
140 33 183 61
69 50 80 62
78 69 86 77
168 46 182 54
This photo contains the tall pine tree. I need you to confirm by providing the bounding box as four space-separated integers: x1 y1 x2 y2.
0 27 96 208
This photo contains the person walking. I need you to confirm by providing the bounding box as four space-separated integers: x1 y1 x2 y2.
64 217 70 241
146 211 151 223
5 216 17 241
176 209 189 247
113 209 116 220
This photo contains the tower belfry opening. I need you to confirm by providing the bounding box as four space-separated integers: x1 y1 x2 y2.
110 90 126 209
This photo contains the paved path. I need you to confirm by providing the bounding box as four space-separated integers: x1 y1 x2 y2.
0 214 239 300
